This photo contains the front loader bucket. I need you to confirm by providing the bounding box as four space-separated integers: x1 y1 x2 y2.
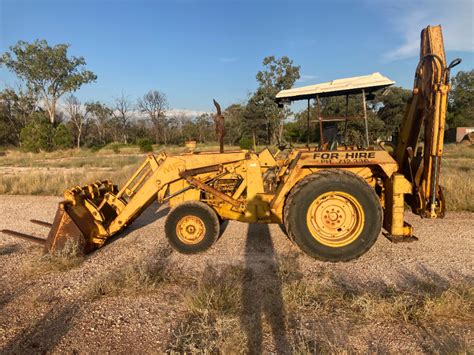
45 201 100 255
1 201 99 255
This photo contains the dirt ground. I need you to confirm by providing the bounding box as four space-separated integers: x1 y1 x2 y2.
0 195 473 353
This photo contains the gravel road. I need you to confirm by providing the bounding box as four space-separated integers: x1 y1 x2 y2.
0 195 473 353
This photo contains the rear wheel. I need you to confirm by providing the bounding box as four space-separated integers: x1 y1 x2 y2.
284 170 382 262
165 201 220 254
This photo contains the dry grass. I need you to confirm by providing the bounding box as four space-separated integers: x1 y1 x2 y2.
22 239 84 275
282 268 473 325
87 247 176 299
0 165 138 195
167 264 246 353
440 144 474 211
276 254 473 353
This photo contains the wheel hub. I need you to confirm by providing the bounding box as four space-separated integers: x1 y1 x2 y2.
306 191 364 247
176 215 206 245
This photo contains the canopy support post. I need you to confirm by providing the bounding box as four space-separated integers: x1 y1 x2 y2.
317 95 323 148
362 89 369 148
343 94 349 144
307 98 310 149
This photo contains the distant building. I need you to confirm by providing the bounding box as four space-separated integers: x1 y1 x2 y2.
445 127 474 144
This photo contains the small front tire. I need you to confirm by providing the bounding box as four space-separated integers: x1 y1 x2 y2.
165 201 220 254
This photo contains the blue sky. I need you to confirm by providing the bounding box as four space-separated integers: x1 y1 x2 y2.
1 0 473 113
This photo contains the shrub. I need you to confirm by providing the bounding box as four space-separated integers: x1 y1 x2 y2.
109 143 121 154
20 113 54 152
239 137 253 150
52 123 73 149
137 138 153 152
89 143 103 152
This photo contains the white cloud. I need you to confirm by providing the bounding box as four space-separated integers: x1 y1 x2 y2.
55 99 210 121
164 108 211 118
383 0 473 61
296 74 318 83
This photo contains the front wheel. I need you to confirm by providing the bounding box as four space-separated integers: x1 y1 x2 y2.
165 201 220 254
284 170 382 262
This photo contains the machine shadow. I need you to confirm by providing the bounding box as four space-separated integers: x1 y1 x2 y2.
104 202 170 247
240 223 290 354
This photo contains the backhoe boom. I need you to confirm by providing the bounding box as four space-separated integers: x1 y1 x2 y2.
394 25 460 218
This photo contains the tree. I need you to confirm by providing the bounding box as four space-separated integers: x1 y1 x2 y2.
65 95 87 148
0 39 97 124
112 93 133 143
137 90 169 144
53 123 73 149
244 97 267 148
374 87 411 138
194 113 214 142
250 56 300 144
448 70 474 128
0 88 37 145
86 102 113 145
19 112 54 152
224 104 246 145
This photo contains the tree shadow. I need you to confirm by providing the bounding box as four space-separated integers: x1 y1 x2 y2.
0 301 81 353
240 223 290 354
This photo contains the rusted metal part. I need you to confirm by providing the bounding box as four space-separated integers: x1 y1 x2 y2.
30 219 53 228
45 201 98 254
1 229 46 245
183 175 242 209
213 99 225 153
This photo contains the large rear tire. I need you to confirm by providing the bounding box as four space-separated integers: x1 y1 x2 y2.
284 170 382 262
165 201 220 254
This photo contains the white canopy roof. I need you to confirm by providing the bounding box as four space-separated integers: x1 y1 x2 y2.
275 72 395 102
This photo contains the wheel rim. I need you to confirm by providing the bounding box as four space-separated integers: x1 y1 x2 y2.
176 215 206 245
306 191 364 247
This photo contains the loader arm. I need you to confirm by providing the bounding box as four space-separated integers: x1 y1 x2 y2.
394 25 461 218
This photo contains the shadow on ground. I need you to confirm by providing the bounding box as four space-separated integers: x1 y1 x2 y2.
240 223 291 354
105 202 169 247
1 301 81 353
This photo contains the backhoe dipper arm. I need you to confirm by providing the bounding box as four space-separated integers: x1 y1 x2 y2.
394 25 461 218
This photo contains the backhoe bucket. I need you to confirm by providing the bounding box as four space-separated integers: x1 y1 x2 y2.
45 201 99 255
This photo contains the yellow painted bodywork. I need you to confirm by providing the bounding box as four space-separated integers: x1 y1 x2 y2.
62 145 415 250
394 25 451 218
306 191 365 247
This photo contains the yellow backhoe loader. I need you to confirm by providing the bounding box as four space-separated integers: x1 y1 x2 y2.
2 25 461 262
